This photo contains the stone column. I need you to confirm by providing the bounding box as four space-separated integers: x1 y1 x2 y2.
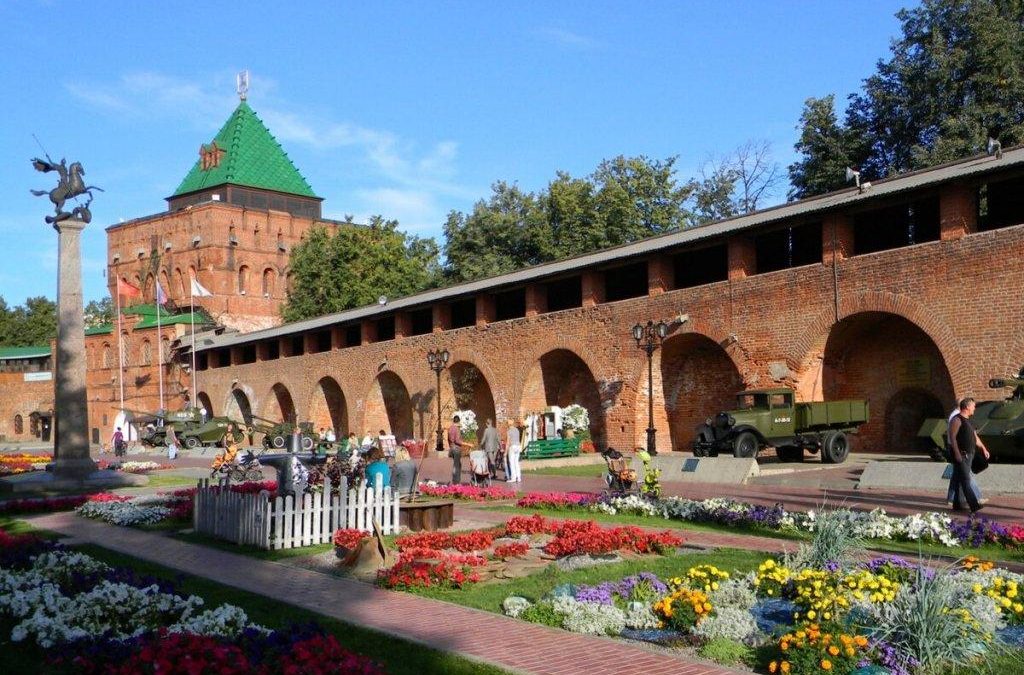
52 218 97 477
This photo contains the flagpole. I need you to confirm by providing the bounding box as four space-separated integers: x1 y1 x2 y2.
156 288 165 413
115 286 125 413
190 286 198 407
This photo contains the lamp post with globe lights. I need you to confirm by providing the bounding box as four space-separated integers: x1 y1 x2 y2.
426 348 451 456
633 320 669 456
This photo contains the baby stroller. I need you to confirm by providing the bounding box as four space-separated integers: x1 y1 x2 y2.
602 447 638 494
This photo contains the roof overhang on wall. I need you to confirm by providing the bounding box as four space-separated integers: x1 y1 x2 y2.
194 146 1024 353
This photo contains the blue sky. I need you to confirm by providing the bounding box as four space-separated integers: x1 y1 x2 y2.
0 1 906 305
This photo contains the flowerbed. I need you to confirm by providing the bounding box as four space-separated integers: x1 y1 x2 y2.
0 453 50 476
377 516 682 591
516 491 1024 550
73 480 278 527
417 481 517 501
0 494 90 516
110 460 170 474
0 531 384 673
501 552 1024 674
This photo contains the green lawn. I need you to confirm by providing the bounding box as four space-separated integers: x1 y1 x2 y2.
173 529 337 560
485 504 1024 565
143 472 200 488
523 464 604 478
407 547 766 613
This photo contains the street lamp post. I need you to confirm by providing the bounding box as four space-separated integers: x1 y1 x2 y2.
426 348 451 456
632 320 669 456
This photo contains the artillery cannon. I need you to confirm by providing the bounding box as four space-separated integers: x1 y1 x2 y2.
247 415 316 451
918 368 1024 462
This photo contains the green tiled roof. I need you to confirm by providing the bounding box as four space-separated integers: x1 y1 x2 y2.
0 346 50 360
85 324 113 336
172 101 318 198
122 304 214 329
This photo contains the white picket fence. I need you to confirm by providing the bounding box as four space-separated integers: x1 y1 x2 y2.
192 475 401 550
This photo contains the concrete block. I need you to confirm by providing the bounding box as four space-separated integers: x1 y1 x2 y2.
857 461 1024 495
649 456 760 484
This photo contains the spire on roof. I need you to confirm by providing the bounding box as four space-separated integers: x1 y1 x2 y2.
237 69 249 102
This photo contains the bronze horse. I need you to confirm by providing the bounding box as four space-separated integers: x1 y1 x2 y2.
31 157 103 224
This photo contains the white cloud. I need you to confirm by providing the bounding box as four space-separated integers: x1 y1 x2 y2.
349 188 446 234
533 27 601 50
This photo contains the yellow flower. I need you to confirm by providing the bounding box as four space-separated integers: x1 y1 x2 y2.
828 645 840 656
769 662 778 674
854 636 868 647
821 659 832 671
781 663 791 674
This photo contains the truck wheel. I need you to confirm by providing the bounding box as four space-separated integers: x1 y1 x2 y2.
776 446 803 462
271 435 286 449
184 436 200 449
733 431 758 459
822 431 849 464
301 436 315 452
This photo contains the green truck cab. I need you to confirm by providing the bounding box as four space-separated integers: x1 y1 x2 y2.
693 388 869 464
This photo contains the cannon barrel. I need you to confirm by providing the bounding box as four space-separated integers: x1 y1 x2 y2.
989 377 1024 389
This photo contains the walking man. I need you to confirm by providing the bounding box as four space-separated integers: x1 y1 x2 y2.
448 415 470 484
945 404 984 508
480 418 501 479
949 398 988 513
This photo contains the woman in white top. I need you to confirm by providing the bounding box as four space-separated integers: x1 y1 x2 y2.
506 420 523 483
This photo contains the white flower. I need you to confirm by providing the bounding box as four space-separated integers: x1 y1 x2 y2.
502 596 532 619
560 601 625 636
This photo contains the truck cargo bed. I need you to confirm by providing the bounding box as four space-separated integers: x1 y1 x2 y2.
795 400 869 430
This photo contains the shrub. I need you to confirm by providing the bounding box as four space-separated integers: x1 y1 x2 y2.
692 606 759 641
867 565 990 672
561 601 626 636
793 508 864 570
697 637 755 666
502 596 531 619
520 602 563 628
710 577 758 612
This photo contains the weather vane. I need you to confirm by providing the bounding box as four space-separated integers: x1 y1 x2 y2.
237 69 249 101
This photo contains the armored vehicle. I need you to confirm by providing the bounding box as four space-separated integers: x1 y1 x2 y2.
127 407 245 449
918 369 1024 462
693 388 869 464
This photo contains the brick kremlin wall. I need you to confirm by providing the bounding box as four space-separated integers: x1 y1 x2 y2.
192 204 1024 456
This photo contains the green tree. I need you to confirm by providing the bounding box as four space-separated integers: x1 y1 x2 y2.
788 96 864 200
84 298 114 328
0 296 57 347
283 217 440 322
443 155 700 282
442 182 549 283
793 0 1024 195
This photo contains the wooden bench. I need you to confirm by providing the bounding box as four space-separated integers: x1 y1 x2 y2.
522 437 582 459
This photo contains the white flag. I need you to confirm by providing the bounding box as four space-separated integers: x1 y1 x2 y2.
190 278 213 297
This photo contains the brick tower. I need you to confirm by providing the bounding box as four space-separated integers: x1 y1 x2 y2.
105 90 346 332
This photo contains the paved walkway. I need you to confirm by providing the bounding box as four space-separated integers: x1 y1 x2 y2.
27 512 750 675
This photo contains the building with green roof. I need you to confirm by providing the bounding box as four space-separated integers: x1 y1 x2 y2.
167 100 322 218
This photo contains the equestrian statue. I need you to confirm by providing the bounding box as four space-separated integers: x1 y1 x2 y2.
31 157 103 224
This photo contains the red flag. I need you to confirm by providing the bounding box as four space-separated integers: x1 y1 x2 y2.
117 278 142 299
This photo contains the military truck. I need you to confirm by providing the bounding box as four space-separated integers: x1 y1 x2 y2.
918 369 1024 462
693 388 869 463
127 407 245 449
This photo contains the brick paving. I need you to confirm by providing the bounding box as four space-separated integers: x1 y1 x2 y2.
26 512 751 675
